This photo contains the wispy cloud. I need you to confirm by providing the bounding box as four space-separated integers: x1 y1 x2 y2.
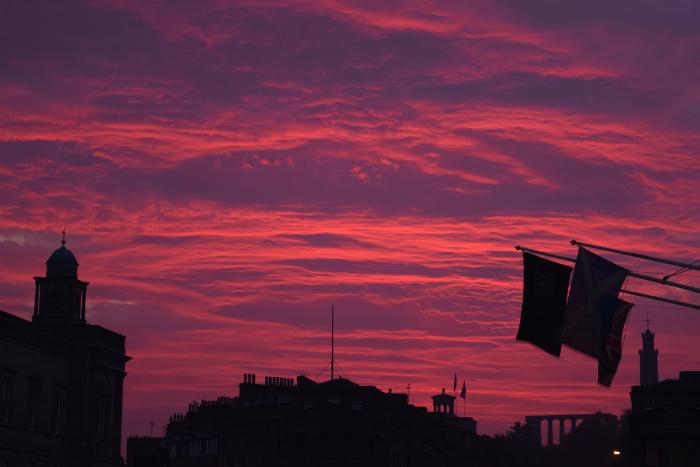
1 0 699 440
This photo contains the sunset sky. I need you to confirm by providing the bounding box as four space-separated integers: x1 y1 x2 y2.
1 0 699 440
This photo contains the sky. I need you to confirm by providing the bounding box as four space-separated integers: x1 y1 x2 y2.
1 0 699 441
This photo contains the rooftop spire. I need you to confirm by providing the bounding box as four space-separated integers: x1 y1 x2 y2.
640 316 659 386
46 230 78 278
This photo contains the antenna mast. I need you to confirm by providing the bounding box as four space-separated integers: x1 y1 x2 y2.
331 305 335 381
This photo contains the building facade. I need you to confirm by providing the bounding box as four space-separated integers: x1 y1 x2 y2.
628 371 700 467
0 240 130 466
128 374 481 467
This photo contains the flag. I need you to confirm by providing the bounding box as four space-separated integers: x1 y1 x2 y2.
598 299 633 386
560 247 629 359
516 252 573 356
453 372 457 392
460 380 467 399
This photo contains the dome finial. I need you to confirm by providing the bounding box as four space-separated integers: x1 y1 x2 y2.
61 227 66 246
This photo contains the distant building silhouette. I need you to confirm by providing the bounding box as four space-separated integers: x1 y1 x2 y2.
524 412 617 448
432 388 455 415
483 412 620 467
126 436 169 467
128 373 480 466
0 239 130 466
639 323 659 386
629 371 700 466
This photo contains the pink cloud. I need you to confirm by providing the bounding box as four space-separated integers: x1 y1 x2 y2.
0 0 698 446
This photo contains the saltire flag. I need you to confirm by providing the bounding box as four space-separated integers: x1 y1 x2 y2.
560 247 629 359
598 299 633 386
453 372 457 392
460 380 467 399
516 252 573 356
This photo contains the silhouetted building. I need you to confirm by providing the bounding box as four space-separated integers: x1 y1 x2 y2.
0 239 130 466
432 388 455 416
639 325 659 386
126 436 169 467
128 374 481 466
524 412 618 448
431 388 477 434
628 371 700 466
483 413 620 467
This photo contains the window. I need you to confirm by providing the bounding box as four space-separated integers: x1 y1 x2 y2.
96 383 111 446
669 441 685 467
205 438 218 455
644 398 656 410
646 440 659 466
0 375 12 424
50 391 64 435
190 439 202 457
26 379 40 430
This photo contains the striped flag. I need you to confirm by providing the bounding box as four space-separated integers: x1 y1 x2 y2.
598 299 633 386
561 248 629 359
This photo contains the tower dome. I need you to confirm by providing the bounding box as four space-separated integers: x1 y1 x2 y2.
46 237 79 278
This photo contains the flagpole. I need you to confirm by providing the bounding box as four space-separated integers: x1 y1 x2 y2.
571 240 700 272
515 246 700 311
515 246 700 295
515 245 575 262
619 289 700 311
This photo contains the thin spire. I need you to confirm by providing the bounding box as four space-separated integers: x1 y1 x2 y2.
331 305 335 381
61 227 66 246
645 311 651 331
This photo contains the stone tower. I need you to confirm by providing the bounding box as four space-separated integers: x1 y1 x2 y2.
26 236 130 465
639 322 659 386
33 235 88 324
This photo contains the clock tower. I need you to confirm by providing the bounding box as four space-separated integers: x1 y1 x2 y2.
32 235 88 324
639 321 659 386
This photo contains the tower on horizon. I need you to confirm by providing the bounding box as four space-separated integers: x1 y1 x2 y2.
0 235 129 466
33 233 88 324
639 318 659 386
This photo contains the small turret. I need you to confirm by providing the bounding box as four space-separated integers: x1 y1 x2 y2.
33 233 88 325
46 234 79 278
639 318 659 386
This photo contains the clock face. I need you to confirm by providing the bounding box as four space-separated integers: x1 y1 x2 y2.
45 290 63 311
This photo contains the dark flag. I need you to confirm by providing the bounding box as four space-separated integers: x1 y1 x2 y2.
460 380 467 399
516 252 573 356
598 299 633 386
560 248 629 359
453 372 457 392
